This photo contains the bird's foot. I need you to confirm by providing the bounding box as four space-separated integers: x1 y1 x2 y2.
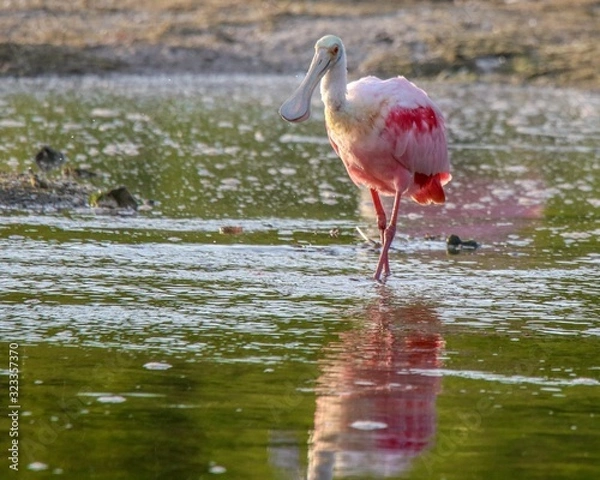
373 253 391 282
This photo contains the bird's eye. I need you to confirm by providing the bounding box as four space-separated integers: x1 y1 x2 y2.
331 45 339 56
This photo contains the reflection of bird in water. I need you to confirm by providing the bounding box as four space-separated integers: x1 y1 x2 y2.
35 146 66 173
280 35 450 281
307 297 444 479
358 170 546 249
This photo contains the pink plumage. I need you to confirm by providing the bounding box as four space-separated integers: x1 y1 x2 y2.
327 76 451 204
280 36 451 281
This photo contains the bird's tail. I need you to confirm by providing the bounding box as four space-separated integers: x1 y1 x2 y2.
411 172 452 205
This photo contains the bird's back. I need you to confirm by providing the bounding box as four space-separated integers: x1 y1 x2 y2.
326 76 450 204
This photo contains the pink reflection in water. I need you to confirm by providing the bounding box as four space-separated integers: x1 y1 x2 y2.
308 298 444 479
359 172 546 243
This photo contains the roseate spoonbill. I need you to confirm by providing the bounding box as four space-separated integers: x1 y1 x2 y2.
279 35 451 281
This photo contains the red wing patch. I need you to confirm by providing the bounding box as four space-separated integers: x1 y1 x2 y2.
412 172 452 205
385 106 440 133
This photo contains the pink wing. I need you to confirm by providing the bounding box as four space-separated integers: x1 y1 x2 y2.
342 76 451 205
383 102 451 205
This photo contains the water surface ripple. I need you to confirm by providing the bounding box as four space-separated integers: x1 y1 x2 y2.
0 76 598 480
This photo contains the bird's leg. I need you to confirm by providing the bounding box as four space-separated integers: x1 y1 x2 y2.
373 191 402 281
370 189 387 246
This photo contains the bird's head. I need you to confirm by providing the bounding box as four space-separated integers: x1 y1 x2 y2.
279 35 345 123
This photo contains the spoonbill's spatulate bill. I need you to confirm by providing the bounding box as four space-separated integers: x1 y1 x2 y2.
280 35 451 281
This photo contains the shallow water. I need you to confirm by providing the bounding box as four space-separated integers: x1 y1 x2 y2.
0 75 599 479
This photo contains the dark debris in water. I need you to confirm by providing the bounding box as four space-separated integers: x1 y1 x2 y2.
90 186 138 210
34 145 65 173
356 227 481 255
356 226 381 249
446 234 481 254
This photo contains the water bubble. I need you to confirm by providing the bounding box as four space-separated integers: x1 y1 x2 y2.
27 462 48 471
143 362 173 371
209 463 227 474
350 420 388 431
97 395 127 404
90 108 119 118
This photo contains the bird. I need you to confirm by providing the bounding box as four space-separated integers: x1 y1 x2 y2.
279 35 451 281
35 146 65 173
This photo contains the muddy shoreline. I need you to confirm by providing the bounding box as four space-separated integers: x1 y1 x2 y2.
0 0 598 89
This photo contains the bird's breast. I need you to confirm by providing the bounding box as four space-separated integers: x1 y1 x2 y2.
325 101 387 145
325 106 404 196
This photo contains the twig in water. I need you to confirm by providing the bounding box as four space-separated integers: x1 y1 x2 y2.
356 226 380 248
